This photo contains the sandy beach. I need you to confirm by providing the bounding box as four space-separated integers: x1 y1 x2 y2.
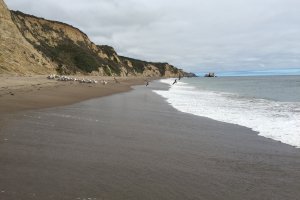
0 80 299 200
0 75 148 114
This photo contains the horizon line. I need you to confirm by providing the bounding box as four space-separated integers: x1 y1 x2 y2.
195 68 300 77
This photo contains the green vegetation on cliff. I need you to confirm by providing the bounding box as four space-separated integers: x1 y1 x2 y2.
119 56 180 76
8 10 194 77
11 11 118 74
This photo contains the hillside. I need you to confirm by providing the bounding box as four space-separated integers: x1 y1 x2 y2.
1 0 194 77
0 0 55 75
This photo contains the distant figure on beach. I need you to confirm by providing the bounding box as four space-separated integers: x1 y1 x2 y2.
114 77 120 84
172 79 177 85
179 75 182 80
146 81 149 86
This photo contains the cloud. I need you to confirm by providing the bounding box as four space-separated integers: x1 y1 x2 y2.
5 0 300 73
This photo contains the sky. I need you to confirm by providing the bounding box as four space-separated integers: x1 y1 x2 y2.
5 0 300 74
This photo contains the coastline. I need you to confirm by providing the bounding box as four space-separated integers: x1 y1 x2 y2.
155 76 300 148
0 80 299 199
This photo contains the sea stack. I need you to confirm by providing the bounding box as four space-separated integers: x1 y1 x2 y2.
204 72 216 77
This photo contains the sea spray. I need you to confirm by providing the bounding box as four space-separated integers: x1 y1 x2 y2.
154 78 300 148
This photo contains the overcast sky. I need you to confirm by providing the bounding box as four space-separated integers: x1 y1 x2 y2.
5 0 300 73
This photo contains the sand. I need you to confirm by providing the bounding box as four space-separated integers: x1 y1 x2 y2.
0 75 148 114
0 79 300 200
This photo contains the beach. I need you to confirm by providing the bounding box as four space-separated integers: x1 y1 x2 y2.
0 79 300 200
0 75 147 114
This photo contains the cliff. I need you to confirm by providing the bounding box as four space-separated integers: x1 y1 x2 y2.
1 0 194 77
0 0 55 75
11 11 119 75
119 56 181 77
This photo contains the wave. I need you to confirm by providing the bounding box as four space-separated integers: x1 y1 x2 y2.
154 79 300 148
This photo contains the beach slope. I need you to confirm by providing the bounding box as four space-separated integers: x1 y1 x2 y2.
0 81 299 199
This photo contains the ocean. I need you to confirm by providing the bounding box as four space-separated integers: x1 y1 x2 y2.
154 76 300 148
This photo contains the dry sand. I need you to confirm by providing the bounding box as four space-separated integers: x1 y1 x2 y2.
0 75 148 114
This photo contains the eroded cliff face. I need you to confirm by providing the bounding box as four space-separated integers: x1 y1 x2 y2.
119 56 182 77
11 11 117 75
0 0 55 75
1 0 190 77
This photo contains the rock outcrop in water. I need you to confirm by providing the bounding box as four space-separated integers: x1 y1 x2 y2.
204 72 216 77
0 0 195 77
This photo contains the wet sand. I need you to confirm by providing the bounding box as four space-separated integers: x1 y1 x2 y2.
0 81 300 200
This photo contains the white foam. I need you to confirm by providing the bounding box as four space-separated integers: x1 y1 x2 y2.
154 79 300 148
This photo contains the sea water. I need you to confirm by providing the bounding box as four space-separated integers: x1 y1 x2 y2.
154 76 300 148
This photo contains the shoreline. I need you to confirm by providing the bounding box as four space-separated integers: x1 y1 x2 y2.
0 81 299 199
0 75 153 115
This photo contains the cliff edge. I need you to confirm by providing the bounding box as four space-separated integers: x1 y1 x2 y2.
0 0 55 75
1 0 195 77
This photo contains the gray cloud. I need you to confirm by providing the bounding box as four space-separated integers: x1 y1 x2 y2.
5 0 300 73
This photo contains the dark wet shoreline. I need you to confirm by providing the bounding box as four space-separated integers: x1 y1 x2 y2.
0 81 299 200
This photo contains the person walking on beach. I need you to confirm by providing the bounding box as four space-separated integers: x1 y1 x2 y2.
146 80 149 86
114 77 120 84
172 79 177 85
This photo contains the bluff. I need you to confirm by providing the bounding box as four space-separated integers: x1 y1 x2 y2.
0 0 55 74
1 0 194 77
